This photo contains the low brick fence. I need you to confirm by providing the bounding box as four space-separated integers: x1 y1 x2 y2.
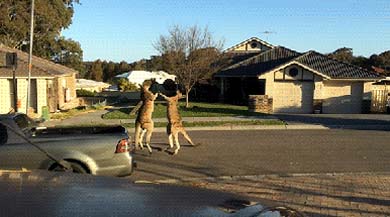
248 95 273 114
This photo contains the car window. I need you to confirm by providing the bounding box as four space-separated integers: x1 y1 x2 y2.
0 123 8 145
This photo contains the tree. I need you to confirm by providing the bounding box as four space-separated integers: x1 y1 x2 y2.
103 61 117 82
90 60 103 81
131 59 147 70
52 37 85 73
378 51 390 69
118 60 131 73
328 47 354 63
0 0 82 71
146 55 163 71
154 25 224 107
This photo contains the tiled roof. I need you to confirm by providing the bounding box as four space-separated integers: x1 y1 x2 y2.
0 45 77 78
215 46 381 80
218 52 260 67
215 46 301 77
294 51 380 79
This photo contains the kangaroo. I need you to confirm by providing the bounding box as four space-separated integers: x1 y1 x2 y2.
134 80 158 154
160 90 196 155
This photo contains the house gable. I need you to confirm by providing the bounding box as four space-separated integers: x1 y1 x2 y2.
224 37 274 53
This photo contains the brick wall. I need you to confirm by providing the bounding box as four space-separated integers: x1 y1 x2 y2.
248 95 273 114
56 73 78 110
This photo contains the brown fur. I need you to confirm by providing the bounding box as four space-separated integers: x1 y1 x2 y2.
160 91 196 155
134 81 158 154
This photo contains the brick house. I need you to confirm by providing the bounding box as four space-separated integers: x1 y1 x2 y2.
214 38 382 114
0 45 78 116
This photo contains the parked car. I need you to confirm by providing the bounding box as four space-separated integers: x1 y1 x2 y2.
0 113 134 177
0 169 304 217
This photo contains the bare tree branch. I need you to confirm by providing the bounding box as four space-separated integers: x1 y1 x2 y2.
154 25 224 107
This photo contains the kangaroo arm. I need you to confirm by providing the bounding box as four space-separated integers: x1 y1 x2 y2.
159 93 170 100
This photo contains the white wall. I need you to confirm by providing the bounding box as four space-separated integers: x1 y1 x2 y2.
0 79 11 114
36 79 47 115
322 81 363 114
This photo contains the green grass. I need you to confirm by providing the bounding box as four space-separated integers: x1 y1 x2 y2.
102 102 265 119
50 105 105 120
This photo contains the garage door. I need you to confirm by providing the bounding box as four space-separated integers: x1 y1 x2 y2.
273 82 314 113
322 82 363 114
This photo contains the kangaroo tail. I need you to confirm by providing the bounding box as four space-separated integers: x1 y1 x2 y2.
181 130 196 146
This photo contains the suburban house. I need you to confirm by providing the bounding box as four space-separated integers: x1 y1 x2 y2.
76 79 110 93
0 45 78 116
114 70 176 86
214 37 382 114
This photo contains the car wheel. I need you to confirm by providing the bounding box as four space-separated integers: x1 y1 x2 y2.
49 161 88 174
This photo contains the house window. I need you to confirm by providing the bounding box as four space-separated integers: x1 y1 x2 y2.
288 67 299 77
250 42 258 49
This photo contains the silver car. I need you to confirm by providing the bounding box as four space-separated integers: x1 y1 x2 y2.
0 113 134 176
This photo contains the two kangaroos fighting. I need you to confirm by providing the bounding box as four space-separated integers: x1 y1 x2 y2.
134 80 197 155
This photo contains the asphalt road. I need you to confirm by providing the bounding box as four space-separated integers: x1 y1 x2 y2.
128 129 390 182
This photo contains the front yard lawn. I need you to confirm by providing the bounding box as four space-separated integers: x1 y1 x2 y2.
102 102 266 119
50 105 105 120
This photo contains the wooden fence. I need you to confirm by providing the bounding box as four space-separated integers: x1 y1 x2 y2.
371 89 389 113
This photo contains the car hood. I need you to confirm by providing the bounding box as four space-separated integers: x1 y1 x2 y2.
0 170 293 217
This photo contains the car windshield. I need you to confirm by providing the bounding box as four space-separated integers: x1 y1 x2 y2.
0 1 389 217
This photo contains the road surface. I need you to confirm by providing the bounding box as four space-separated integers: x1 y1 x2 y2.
128 129 390 181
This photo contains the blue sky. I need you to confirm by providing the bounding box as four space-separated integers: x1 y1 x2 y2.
62 0 390 62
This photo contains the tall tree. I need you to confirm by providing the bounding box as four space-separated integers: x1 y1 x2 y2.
90 60 103 81
328 47 354 63
0 0 82 71
52 37 85 73
146 55 163 71
103 61 117 82
118 60 131 73
378 51 390 69
154 25 224 107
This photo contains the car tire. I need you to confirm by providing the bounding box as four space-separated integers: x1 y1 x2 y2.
49 161 88 174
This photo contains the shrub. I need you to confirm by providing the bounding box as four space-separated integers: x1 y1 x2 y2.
118 78 139 92
76 89 97 97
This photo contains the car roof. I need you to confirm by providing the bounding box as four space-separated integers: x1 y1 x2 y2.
0 113 21 120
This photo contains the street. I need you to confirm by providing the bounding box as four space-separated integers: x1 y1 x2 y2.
129 129 390 181
128 129 390 216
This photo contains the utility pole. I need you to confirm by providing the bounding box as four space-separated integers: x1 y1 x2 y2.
26 0 35 114
10 53 18 112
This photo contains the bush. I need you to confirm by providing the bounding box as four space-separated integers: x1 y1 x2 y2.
76 89 97 97
118 79 139 92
